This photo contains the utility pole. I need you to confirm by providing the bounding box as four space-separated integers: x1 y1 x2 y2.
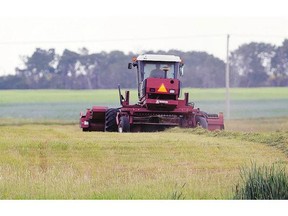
226 34 230 119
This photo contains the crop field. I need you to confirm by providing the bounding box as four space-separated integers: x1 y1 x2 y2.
1 87 288 120
0 87 288 199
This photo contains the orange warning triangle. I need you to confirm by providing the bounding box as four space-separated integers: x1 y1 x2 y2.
158 83 167 93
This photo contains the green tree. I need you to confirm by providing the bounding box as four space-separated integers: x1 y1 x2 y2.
101 51 136 89
270 39 288 86
15 48 57 88
167 50 225 88
230 42 275 87
56 49 80 88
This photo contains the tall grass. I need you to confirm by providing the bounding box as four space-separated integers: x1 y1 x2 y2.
170 183 186 200
234 163 288 199
1 124 287 199
168 127 288 157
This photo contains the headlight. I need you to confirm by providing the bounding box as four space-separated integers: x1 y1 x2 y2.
169 89 175 94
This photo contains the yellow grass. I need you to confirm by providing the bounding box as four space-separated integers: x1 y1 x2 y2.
226 117 288 132
0 122 287 199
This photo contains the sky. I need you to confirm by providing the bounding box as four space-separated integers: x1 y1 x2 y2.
0 0 288 76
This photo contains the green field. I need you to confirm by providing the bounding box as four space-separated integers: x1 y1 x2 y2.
1 87 288 120
0 88 288 199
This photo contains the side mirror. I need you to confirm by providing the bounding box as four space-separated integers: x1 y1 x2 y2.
128 63 133 69
179 64 184 76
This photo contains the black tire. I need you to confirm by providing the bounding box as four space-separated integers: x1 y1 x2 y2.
195 116 208 129
105 108 119 132
118 116 130 133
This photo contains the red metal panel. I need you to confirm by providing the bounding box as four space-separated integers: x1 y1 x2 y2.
207 113 224 131
90 106 108 131
145 78 180 95
79 106 108 131
92 106 108 112
120 106 194 114
144 98 178 107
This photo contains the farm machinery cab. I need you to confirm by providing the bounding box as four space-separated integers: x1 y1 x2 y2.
80 54 224 132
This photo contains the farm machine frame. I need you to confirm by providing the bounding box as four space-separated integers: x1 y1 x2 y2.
80 54 224 132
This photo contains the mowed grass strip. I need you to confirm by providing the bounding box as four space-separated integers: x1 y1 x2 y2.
226 117 288 132
0 124 287 199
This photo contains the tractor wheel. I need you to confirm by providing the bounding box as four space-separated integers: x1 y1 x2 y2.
118 116 130 133
105 108 119 132
196 116 208 129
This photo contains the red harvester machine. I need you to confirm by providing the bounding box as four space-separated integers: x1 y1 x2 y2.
80 54 224 132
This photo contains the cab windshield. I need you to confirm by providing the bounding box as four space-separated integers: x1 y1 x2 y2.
140 62 176 80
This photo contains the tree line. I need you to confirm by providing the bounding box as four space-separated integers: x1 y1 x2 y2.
1 39 288 89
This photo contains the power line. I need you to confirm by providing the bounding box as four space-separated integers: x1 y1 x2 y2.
225 34 230 120
1 33 287 46
0 34 229 46
229 34 288 38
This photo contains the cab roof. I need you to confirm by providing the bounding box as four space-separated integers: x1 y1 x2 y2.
137 54 181 62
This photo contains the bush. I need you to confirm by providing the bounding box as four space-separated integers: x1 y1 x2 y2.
234 163 288 199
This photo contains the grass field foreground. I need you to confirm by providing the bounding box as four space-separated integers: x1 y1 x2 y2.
0 124 287 199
